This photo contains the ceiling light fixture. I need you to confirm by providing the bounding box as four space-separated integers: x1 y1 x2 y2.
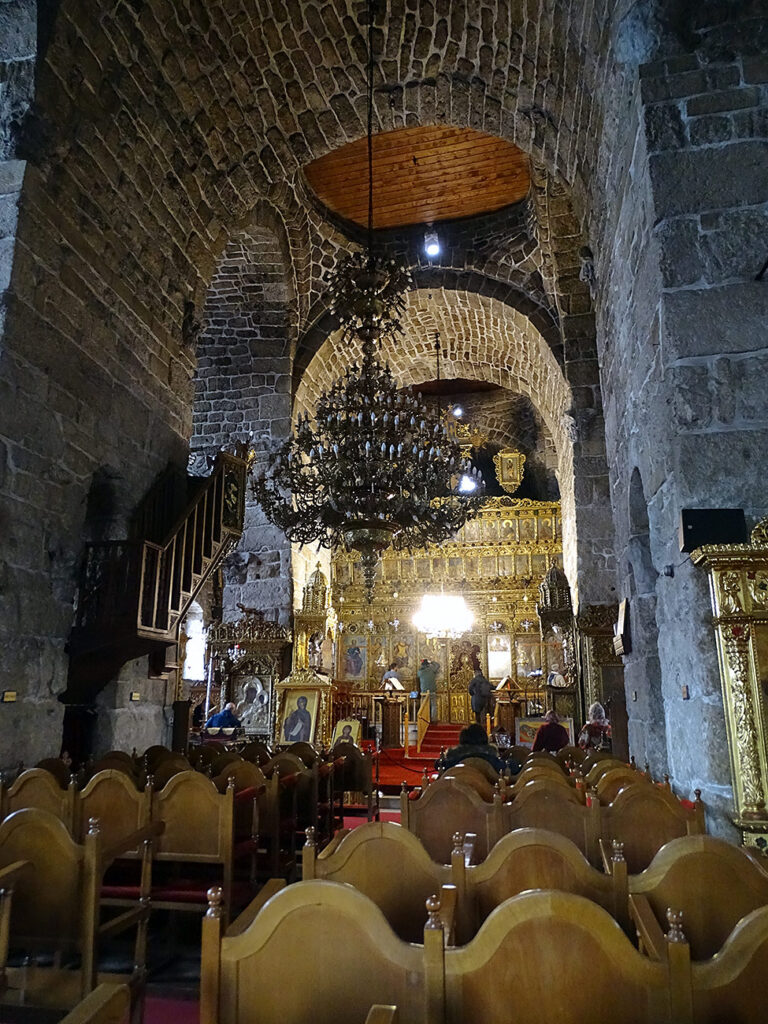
413 593 474 640
249 0 483 602
424 229 440 257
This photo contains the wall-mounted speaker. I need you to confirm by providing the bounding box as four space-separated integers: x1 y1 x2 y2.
679 508 747 553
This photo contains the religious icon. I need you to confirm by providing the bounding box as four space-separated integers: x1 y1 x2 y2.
280 691 318 743
344 640 365 678
331 718 362 746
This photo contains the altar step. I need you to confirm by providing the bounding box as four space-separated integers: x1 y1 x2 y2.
418 723 463 758
375 724 463 790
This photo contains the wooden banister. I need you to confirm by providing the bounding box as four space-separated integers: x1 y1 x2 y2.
416 693 430 753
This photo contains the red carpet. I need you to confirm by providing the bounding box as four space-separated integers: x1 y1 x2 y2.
343 810 400 829
146 996 198 1024
376 724 462 789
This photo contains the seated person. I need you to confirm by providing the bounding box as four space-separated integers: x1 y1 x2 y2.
380 662 404 690
578 702 612 750
531 710 570 753
436 723 505 773
205 702 242 729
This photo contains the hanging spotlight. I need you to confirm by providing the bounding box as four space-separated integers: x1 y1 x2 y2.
458 474 478 493
424 229 440 257
451 405 464 418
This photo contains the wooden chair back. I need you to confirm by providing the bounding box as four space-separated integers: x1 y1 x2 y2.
240 741 272 766
556 744 585 766
596 766 649 804
439 769 497 803
0 807 85 953
143 745 175 772
460 827 616 929
507 745 530 766
151 758 192 790
330 743 376 819
75 770 152 850
629 835 768 960
201 880 439 1024
263 752 307 778
450 758 500 784
153 771 234 863
284 741 319 766
210 752 243 777
691 905 768 1021
1 767 75 828
442 891 674 1024
35 758 73 788
602 784 703 872
401 779 504 863
505 780 599 864
303 822 453 943
583 757 631 788
213 761 267 794
582 749 622 775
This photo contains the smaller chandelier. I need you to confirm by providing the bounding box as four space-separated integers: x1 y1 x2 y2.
413 593 474 640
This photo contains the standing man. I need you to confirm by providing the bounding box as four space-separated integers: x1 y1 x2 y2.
468 667 493 726
417 658 440 720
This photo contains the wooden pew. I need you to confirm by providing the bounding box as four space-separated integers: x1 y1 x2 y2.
74 770 153 850
330 742 378 822
0 808 160 1014
149 772 241 922
1 767 76 828
621 835 768 960
600 783 704 872
594 765 650 804
504 780 600 864
456 827 621 932
437 768 498 803
200 880 442 1024
441 890 677 1024
400 779 505 864
303 822 458 943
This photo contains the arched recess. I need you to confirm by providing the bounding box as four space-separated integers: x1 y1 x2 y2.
292 287 598 607
623 467 667 774
191 220 296 626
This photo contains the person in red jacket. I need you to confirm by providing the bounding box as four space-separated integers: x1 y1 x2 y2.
531 710 570 753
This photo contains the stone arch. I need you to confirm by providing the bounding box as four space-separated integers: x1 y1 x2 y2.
293 287 601 604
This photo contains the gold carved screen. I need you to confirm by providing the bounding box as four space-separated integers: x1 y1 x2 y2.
331 497 565 722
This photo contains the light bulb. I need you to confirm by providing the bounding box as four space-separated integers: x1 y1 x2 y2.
424 229 440 257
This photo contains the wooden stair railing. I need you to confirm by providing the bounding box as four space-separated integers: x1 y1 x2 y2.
70 452 247 665
137 451 246 639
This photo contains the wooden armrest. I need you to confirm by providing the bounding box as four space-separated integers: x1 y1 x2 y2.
97 905 150 940
101 820 165 866
439 884 458 947
365 1007 398 1024
58 982 130 1024
0 860 29 887
628 894 667 961
225 879 287 938
599 838 613 874
233 785 265 802
316 828 351 861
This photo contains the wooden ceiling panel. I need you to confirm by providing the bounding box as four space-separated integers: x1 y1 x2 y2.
304 125 530 229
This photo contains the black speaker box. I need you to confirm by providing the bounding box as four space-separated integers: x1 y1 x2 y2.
679 508 747 552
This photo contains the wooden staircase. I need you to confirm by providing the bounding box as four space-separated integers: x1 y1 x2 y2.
66 451 247 698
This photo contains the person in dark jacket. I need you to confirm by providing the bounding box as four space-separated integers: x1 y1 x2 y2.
436 724 505 773
531 710 569 753
205 702 242 729
468 668 493 725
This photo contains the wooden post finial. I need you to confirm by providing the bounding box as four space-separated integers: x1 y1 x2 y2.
451 832 464 858
425 894 443 931
88 817 100 836
666 907 686 944
305 826 317 847
206 886 224 919
611 839 625 863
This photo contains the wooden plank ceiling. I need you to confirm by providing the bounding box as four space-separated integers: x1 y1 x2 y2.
304 125 530 229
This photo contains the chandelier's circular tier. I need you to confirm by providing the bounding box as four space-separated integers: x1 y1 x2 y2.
250 349 484 554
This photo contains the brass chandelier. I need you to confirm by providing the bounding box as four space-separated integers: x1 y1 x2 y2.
250 0 484 600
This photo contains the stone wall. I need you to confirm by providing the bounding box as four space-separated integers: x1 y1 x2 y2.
192 223 295 624
593 8 768 833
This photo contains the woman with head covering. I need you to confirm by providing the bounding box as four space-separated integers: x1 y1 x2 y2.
531 710 570 753
577 702 612 750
